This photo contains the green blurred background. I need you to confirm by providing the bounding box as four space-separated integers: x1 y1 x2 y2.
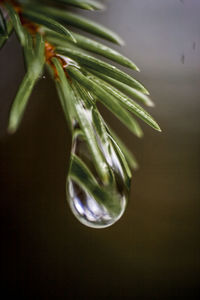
0 0 199 298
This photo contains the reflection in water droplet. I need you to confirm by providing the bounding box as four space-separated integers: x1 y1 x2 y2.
67 130 131 229
67 179 127 229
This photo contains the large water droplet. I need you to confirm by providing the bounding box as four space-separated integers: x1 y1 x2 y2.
66 127 131 229
64 83 132 228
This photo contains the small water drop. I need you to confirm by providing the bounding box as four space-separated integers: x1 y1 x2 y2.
181 53 185 64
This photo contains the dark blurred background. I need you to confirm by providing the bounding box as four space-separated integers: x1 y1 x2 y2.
0 0 200 299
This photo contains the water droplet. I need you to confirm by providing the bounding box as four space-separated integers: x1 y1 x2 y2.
181 53 185 64
66 126 131 229
67 179 127 229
